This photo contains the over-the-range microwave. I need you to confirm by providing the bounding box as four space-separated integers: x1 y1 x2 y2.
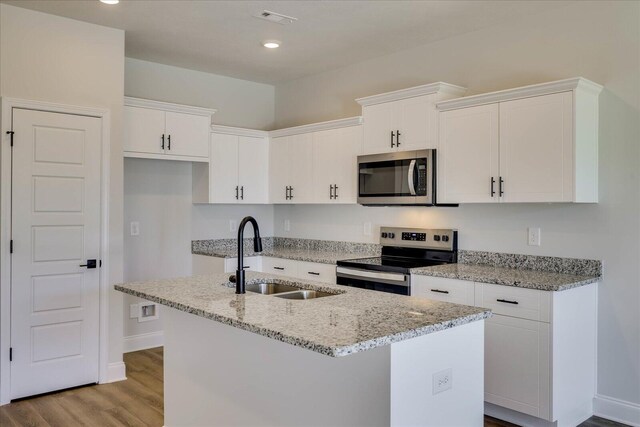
357 149 440 206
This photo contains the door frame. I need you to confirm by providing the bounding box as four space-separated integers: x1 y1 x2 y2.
0 97 112 404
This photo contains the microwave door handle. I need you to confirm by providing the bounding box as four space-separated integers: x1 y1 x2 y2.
408 159 417 196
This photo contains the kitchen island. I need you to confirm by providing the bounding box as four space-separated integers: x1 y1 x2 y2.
116 272 491 427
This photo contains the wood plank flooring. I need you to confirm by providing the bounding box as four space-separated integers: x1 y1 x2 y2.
0 347 628 427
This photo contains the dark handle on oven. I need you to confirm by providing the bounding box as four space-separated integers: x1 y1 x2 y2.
396 130 401 146
497 298 518 305
430 289 449 294
499 177 504 197
161 134 165 150
390 131 395 148
308 272 320 276
491 177 496 197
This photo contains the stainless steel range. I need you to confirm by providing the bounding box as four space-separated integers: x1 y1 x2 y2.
336 227 458 296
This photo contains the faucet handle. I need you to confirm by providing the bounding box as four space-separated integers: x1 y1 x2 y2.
229 275 237 283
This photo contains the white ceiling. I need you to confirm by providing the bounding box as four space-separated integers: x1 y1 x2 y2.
3 0 573 84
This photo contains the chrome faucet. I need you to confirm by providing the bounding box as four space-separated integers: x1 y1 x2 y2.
231 216 263 294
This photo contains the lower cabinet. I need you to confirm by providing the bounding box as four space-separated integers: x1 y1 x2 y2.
411 275 597 426
192 255 261 275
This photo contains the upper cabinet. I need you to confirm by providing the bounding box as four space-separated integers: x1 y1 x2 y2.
356 82 467 155
193 126 269 204
437 78 602 204
124 97 215 162
269 134 314 204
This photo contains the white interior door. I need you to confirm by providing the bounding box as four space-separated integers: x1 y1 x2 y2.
209 133 239 203
10 108 102 400
238 136 269 204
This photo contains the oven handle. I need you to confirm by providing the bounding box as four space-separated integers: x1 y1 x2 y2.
336 267 409 285
408 159 417 196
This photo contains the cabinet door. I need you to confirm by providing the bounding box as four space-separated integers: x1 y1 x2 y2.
124 106 166 155
411 276 475 305
395 94 437 151
485 314 551 420
165 111 210 158
296 261 337 284
362 102 395 155
499 92 573 202
438 104 500 203
312 126 360 204
224 257 262 273
238 136 269 204
209 133 239 204
269 136 290 203
262 257 298 277
288 133 314 203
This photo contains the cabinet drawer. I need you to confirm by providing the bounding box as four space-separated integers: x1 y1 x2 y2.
296 261 336 284
411 276 475 305
475 283 550 322
224 257 262 273
262 257 298 276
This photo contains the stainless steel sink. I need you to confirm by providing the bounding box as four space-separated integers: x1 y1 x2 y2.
273 290 335 300
245 282 301 295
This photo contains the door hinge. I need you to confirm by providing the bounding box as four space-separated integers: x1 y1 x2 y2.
9 240 13 254
9 347 12 362
6 131 14 147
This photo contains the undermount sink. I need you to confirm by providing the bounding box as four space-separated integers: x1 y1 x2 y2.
245 282 301 295
273 290 335 300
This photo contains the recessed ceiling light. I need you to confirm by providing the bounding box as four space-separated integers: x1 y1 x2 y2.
100 0 119 4
263 41 280 49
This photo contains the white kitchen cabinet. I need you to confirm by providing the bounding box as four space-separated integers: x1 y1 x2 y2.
124 97 215 162
192 255 262 275
312 126 362 203
295 261 337 284
411 276 475 305
224 257 262 273
192 126 269 204
262 257 299 276
357 83 466 155
436 78 602 203
268 134 314 204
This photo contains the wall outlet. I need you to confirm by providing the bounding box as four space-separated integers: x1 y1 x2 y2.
130 221 139 236
363 222 372 236
284 219 291 232
528 227 541 246
432 368 453 395
138 302 159 322
229 219 237 232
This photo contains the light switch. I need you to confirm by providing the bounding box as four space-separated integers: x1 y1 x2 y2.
130 221 140 236
528 227 541 246
284 219 291 232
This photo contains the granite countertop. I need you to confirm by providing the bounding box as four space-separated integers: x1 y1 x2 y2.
411 263 600 292
115 272 490 357
192 247 373 265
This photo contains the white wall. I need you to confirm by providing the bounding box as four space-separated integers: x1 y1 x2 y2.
123 60 274 339
273 1 640 414
0 3 126 376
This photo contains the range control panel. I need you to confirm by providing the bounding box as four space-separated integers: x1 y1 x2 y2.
379 227 457 250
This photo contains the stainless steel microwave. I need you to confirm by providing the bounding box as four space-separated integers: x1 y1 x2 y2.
357 150 435 206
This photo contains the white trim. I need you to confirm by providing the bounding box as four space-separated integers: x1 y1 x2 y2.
124 96 217 118
105 362 127 383
123 331 164 353
436 77 603 111
0 97 112 404
269 116 362 138
356 82 467 107
124 151 209 163
211 124 269 138
594 394 640 427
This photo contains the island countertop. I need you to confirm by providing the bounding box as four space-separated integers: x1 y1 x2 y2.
115 272 490 357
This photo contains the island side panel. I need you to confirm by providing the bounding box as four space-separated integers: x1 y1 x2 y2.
390 320 485 427
163 307 391 427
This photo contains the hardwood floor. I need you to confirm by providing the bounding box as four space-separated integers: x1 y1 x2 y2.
0 347 628 427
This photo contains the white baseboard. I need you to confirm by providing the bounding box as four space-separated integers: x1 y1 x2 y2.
123 331 164 353
594 394 640 427
105 361 127 383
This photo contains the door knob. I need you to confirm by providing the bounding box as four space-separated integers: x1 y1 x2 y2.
80 259 97 269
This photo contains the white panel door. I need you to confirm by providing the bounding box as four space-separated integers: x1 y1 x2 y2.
499 92 573 202
238 136 269 204
123 106 165 155
165 111 210 158
362 102 395 154
11 109 102 399
312 126 361 203
288 133 314 203
269 136 290 203
396 94 437 150
438 104 500 203
209 133 239 203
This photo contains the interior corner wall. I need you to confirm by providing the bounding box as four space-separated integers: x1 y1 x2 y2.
122 59 275 341
273 0 640 413
0 3 126 374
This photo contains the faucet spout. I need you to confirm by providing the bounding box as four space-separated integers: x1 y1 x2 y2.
235 216 262 294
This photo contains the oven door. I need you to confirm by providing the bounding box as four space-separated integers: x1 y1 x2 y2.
336 267 410 296
357 150 434 205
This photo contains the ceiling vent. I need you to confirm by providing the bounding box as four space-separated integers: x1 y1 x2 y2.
254 10 298 25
